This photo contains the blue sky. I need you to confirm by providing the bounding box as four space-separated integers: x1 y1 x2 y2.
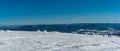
0 0 120 25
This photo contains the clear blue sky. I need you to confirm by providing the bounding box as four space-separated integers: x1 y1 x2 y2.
0 0 120 25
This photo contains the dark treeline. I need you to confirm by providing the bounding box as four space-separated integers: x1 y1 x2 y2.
0 23 120 33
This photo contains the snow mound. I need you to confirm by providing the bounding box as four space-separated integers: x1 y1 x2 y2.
0 31 120 51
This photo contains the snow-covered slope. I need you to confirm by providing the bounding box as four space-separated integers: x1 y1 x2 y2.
0 31 120 51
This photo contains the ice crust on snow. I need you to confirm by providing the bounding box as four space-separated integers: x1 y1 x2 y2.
0 31 120 51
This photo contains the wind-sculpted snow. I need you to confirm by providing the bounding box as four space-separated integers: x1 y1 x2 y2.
0 31 120 51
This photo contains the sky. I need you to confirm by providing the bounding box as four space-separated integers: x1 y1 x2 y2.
0 0 120 25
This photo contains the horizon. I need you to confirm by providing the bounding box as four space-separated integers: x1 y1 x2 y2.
1 23 120 26
0 0 120 25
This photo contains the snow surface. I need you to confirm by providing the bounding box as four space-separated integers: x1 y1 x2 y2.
0 31 120 51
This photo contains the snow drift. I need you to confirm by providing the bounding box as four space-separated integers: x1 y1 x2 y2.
0 31 120 51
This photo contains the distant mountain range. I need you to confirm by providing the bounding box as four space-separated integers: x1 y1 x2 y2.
0 23 120 33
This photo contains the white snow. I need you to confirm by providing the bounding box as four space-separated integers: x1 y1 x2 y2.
0 31 120 51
